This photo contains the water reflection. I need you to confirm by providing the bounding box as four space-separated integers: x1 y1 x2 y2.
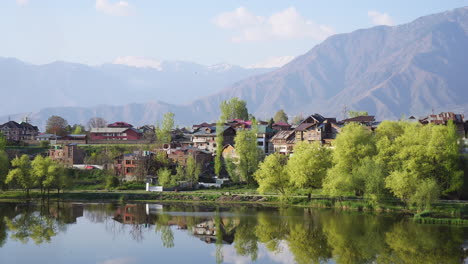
0 202 467 264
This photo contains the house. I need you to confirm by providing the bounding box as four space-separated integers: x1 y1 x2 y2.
272 122 291 131
192 126 236 153
420 112 465 137
0 121 39 142
222 144 238 160
256 125 276 154
294 114 340 145
270 130 295 155
114 151 155 181
61 134 88 144
168 147 213 168
36 133 62 141
49 144 85 167
226 119 252 129
341 115 376 127
90 122 143 142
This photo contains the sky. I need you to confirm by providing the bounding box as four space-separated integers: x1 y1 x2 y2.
2 0 468 68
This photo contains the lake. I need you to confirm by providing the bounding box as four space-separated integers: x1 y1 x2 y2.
0 201 467 264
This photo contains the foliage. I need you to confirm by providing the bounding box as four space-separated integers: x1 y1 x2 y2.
234 120 260 184
220 97 249 121
158 168 175 188
185 156 201 185
39 141 50 149
224 157 239 183
45 115 69 136
215 120 224 176
291 114 304 125
0 151 9 190
87 117 107 130
273 109 288 123
254 153 290 196
72 125 84 134
348 110 369 118
323 123 376 197
155 112 175 146
0 132 6 150
6 155 33 195
287 142 332 199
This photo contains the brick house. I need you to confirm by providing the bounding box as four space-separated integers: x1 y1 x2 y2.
49 144 85 167
114 151 154 181
0 121 39 142
168 147 213 171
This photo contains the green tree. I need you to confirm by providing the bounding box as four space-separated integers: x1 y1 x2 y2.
214 121 224 176
45 115 69 136
273 109 288 123
348 110 369 118
254 153 290 197
0 132 6 150
287 142 332 200
351 157 387 205
234 120 260 184
0 151 9 190
72 125 84 134
220 97 249 121
157 168 175 188
224 157 239 182
31 156 63 197
323 123 376 197
6 155 33 196
185 156 201 186
291 114 304 125
155 112 175 147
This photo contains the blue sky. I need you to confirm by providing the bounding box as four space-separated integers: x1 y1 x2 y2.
2 0 468 67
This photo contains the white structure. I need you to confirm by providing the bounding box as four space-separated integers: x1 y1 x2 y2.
146 183 163 192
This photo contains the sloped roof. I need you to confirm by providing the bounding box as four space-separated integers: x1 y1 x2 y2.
90 127 141 134
273 122 290 127
342 116 375 123
295 123 316 131
271 130 295 140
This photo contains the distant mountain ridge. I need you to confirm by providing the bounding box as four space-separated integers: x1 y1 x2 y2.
0 57 272 116
2 7 468 129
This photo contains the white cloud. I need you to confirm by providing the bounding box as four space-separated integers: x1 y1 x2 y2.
368 10 395 26
113 56 162 70
247 55 295 69
95 0 134 16
213 7 334 42
16 0 28 6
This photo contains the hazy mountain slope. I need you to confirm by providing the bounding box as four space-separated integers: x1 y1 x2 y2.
0 58 271 116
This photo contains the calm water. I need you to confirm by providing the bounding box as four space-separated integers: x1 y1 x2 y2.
0 202 467 264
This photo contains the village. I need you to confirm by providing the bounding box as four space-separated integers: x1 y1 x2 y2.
1 109 467 191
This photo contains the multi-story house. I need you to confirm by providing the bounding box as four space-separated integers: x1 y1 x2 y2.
0 121 39 142
295 114 340 145
49 144 85 167
191 126 236 153
270 130 295 155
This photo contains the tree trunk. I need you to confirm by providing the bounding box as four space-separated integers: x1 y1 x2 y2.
307 192 311 202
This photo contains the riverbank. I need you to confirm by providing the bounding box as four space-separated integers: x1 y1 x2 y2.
2 189 468 223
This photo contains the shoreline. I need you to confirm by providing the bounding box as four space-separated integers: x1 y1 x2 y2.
1 190 468 224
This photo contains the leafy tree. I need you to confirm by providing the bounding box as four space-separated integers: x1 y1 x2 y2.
234 120 260 184
291 114 304 125
224 157 239 182
72 125 84 134
0 151 9 190
351 157 387 205
157 168 175 188
31 156 63 197
6 155 33 196
45 115 69 136
273 109 288 123
185 156 201 186
214 121 224 176
0 132 6 150
254 153 289 197
267 118 274 128
87 117 107 130
348 110 369 118
287 142 332 200
220 97 249 121
323 123 376 197
155 112 175 146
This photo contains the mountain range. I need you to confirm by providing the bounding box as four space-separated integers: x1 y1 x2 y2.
2 6 468 129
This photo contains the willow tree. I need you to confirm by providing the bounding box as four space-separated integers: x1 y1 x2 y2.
220 97 248 121
287 142 332 200
254 153 289 197
155 112 175 147
6 155 33 197
235 120 260 184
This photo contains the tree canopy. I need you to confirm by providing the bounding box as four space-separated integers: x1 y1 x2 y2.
273 109 288 123
46 116 69 136
220 97 249 121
